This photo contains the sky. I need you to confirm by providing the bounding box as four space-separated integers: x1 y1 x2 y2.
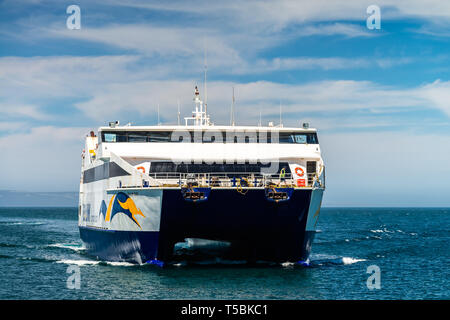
0 0 450 206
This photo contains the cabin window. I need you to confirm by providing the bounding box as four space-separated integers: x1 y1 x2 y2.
149 161 291 174
104 132 128 142
293 134 307 144
117 133 127 142
278 133 318 144
148 132 171 142
306 133 319 144
128 134 147 142
101 131 318 144
103 133 116 142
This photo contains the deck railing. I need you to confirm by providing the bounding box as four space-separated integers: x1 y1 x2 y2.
114 167 325 188
116 169 325 189
149 172 294 188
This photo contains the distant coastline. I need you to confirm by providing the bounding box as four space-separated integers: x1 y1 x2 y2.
0 190 78 207
1 190 448 208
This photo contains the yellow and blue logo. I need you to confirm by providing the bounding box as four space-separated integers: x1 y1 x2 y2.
100 192 145 228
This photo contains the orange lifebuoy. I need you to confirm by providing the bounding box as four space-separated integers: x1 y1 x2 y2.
137 166 145 173
295 167 304 177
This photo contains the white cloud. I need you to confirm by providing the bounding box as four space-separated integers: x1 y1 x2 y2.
0 126 90 191
69 77 450 131
44 24 245 69
98 0 450 44
0 54 447 127
293 23 375 38
30 24 411 75
0 55 142 99
417 79 450 117
235 56 413 74
107 0 450 30
0 103 49 120
0 121 27 132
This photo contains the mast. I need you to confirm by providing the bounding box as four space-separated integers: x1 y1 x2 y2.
259 108 262 127
184 85 211 126
157 103 160 125
177 100 181 125
231 87 235 126
279 101 283 127
204 39 208 117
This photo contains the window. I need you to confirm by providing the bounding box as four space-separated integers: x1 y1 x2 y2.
102 132 127 142
149 161 291 174
104 133 116 142
148 132 171 142
278 133 318 144
101 130 319 144
293 134 307 144
128 133 147 142
116 133 127 142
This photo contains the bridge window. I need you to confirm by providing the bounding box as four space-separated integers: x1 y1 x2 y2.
101 131 318 144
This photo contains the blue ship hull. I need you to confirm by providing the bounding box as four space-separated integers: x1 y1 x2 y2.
79 188 317 265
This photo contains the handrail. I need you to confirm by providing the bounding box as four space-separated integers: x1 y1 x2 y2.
115 169 325 189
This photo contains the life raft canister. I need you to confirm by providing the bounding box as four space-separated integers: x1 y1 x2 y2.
294 167 304 177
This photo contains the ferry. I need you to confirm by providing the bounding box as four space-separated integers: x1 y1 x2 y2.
78 87 325 266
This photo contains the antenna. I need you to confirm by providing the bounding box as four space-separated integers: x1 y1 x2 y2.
231 87 235 126
259 108 262 127
279 101 283 127
157 103 160 125
204 39 208 116
177 100 181 125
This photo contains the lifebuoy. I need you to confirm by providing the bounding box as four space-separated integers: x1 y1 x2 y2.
295 167 304 177
137 166 145 173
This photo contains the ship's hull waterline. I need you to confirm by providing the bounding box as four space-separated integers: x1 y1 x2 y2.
79 188 323 266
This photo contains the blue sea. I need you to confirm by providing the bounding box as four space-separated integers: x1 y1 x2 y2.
0 207 448 300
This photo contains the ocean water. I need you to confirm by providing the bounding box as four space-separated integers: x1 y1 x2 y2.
0 207 448 300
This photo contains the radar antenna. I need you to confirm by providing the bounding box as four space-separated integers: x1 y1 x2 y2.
184 86 211 126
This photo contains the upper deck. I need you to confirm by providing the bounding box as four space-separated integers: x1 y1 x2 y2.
94 125 322 163
98 125 319 143
80 86 325 190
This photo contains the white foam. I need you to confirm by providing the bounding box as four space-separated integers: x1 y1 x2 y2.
106 261 136 267
56 259 99 266
342 257 367 265
48 243 85 252
56 259 137 267
371 228 395 234
281 262 295 267
4 221 45 226
172 262 187 267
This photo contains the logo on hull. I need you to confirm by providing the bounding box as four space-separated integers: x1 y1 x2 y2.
101 192 145 228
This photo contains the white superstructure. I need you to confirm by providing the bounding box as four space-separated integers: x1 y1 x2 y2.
78 86 325 265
